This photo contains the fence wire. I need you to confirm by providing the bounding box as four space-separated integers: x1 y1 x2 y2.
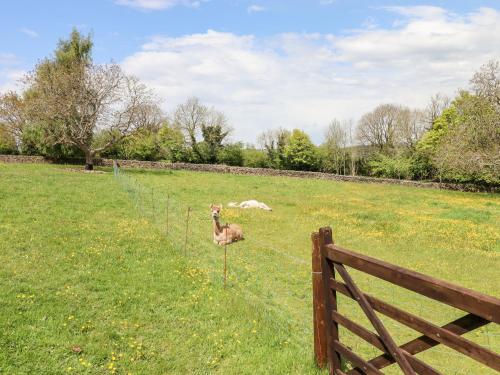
112 165 499 374
114 165 313 349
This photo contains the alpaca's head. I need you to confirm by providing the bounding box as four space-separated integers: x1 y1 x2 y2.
210 204 222 219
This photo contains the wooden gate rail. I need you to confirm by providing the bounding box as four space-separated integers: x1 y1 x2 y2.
311 227 500 375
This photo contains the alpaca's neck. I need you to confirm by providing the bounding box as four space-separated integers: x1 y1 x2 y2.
213 217 223 235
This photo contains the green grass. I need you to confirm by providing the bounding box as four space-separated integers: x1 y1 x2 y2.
0 163 498 374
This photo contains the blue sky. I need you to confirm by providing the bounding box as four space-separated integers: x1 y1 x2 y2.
1 0 500 142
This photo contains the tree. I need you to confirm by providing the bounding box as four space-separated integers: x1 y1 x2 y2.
0 29 94 158
158 122 188 162
441 93 500 184
257 127 290 169
0 123 17 154
0 92 26 148
470 59 500 107
346 119 358 175
418 91 499 184
27 61 161 169
357 104 426 153
284 129 318 171
322 119 348 174
396 109 426 150
173 97 231 163
54 28 93 68
423 93 451 129
1 29 161 169
173 97 206 161
356 104 402 152
201 111 231 163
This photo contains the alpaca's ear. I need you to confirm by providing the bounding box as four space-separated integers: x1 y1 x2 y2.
219 203 223 209
209 204 213 209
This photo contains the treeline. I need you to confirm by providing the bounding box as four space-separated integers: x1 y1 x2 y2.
0 30 498 186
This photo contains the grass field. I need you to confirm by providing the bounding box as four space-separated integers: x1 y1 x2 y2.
0 163 498 374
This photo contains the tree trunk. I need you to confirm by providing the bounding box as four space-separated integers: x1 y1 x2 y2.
84 151 94 171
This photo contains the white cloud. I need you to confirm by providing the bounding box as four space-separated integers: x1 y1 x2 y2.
115 0 205 10
0 54 24 93
247 4 265 14
121 7 500 143
0 68 24 93
20 28 39 38
0 53 19 65
382 6 448 20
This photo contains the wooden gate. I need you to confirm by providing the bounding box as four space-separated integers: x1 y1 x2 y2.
311 227 500 375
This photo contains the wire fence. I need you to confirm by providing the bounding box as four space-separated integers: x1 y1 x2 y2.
112 164 499 374
113 164 313 349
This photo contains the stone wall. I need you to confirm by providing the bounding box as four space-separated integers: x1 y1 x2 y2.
1 154 497 193
0 154 47 164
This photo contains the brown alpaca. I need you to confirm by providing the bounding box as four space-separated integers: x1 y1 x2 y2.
210 204 244 245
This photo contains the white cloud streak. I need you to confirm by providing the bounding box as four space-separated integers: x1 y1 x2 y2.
20 28 39 38
115 0 205 10
0 53 19 65
247 4 265 14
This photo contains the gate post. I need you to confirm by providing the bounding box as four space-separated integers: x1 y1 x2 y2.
319 227 342 374
312 232 327 368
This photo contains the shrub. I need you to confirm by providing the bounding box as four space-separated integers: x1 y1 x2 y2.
0 124 17 154
243 148 269 168
20 123 82 159
368 154 413 179
120 129 161 161
217 143 244 166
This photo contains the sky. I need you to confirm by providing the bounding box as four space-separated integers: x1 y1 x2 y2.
1 0 500 143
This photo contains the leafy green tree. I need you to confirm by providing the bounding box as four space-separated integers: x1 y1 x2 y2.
417 107 458 154
284 129 319 171
201 113 231 163
0 29 93 159
158 123 189 162
54 28 93 67
25 30 161 169
417 91 499 184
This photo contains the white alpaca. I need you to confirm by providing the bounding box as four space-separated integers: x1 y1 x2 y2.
228 200 272 211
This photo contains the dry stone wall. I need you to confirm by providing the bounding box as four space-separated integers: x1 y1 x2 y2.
0 155 46 164
1 154 497 193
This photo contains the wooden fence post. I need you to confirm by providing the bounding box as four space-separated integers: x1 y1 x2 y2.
184 207 191 256
319 227 342 375
151 187 155 222
224 224 228 288
165 194 170 235
312 232 327 368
